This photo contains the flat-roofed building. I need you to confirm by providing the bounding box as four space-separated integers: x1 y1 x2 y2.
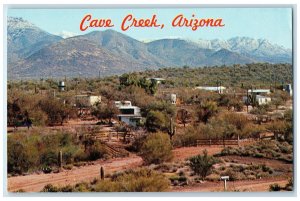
115 101 142 127
195 86 226 94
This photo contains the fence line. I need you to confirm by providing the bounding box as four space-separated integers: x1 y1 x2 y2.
196 139 239 146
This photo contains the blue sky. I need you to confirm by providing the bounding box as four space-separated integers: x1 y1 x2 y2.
8 8 292 48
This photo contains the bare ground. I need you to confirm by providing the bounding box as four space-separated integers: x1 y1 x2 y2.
7 144 292 193
172 145 229 161
8 154 142 192
171 176 290 192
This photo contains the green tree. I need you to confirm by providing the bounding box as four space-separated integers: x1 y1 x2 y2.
140 132 173 164
92 101 119 124
39 98 74 125
145 110 167 132
7 140 31 174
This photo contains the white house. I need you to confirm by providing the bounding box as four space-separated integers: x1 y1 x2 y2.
256 95 272 105
115 101 142 127
247 89 271 95
75 95 101 107
243 95 271 105
283 84 292 96
147 78 165 84
195 86 226 94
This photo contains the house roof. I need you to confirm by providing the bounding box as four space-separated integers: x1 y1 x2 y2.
195 86 226 90
117 114 142 118
256 95 271 99
248 89 270 93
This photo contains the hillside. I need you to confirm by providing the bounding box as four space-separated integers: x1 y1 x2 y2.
7 17 293 80
7 17 62 64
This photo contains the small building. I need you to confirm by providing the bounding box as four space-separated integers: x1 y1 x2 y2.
243 95 271 105
75 95 101 107
195 86 226 94
247 89 271 95
283 84 292 96
171 94 177 105
147 78 165 84
256 95 272 105
115 101 142 127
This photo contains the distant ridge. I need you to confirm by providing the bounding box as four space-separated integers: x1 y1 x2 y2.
7 17 292 79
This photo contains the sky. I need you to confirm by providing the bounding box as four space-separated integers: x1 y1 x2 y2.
7 7 293 48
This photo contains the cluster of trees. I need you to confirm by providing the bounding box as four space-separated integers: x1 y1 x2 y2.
91 101 119 124
8 131 108 174
144 101 176 134
119 73 158 95
8 91 76 127
141 63 292 88
173 112 260 147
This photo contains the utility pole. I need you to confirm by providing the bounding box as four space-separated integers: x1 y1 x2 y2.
246 88 249 113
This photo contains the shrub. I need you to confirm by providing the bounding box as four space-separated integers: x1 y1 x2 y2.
63 164 73 170
285 178 293 191
7 140 31 174
196 101 218 123
40 151 58 167
39 98 75 126
206 173 220 181
140 132 173 164
94 168 170 192
41 184 59 192
93 180 121 192
112 168 170 192
85 142 107 161
188 150 217 180
269 183 281 191
145 110 168 132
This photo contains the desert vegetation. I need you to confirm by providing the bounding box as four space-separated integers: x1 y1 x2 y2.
7 63 293 192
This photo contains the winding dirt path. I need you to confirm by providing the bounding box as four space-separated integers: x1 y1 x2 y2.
8 155 143 192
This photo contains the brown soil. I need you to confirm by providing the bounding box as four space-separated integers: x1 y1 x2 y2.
172 145 229 161
171 176 290 192
220 155 293 172
8 154 142 192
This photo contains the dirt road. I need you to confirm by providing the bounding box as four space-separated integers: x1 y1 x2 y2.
172 177 290 192
172 145 226 161
8 155 143 192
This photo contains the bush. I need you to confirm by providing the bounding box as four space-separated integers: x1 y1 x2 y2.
7 131 89 174
188 150 217 180
269 183 281 191
48 168 170 192
41 184 59 192
86 142 107 161
39 98 75 126
63 164 73 170
284 178 293 191
7 140 31 174
140 132 173 165
40 151 58 167
98 168 170 192
145 110 168 132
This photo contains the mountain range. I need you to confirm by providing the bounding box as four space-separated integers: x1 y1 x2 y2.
7 17 292 79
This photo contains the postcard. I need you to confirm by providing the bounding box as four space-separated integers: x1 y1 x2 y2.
5 5 294 194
